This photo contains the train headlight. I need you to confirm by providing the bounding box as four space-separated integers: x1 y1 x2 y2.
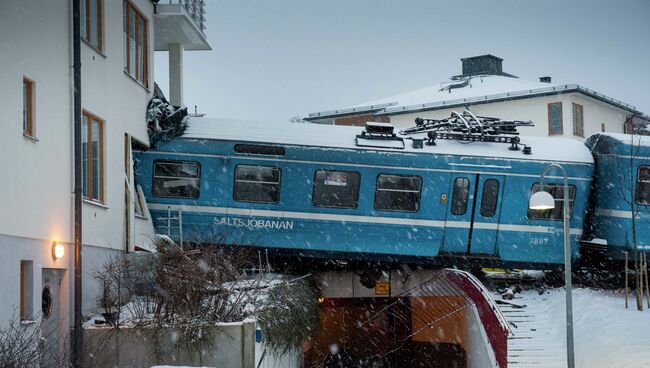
529 191 555 210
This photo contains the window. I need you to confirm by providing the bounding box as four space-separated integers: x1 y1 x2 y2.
480 179 500 217
20 261 34 321
81 0 103 51
124 1 148 86
636 166 650 205
152 161 201 198
527 183 576 220
134 184 146 217
82 111 104 202
548 102 563 135
234 165 281 203
573 103 584 137
374 174 422 212
312 170 360 208
451 177 470 215
23 77 34 137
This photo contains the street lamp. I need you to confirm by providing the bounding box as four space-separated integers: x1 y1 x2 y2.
528 163 575 368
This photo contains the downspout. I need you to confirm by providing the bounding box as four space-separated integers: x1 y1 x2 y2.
72 0 83 366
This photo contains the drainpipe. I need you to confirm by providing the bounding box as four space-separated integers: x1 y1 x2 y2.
72 0 83 366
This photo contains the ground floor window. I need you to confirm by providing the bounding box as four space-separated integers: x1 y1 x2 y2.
312 170 360 208
20 260 34 321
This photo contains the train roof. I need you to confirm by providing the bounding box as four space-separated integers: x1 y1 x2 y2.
182 117 594 164
585 133 650 156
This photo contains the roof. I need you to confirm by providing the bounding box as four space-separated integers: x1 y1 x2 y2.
307 75 648 121
181 117 594 164
585 132 650 156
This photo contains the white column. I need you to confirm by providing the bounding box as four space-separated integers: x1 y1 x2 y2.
169 43 184 106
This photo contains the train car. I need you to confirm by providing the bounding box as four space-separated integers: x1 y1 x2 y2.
583 133 650 260
134 117 594 269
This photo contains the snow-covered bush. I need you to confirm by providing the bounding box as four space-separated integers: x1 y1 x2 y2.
257 276 321 356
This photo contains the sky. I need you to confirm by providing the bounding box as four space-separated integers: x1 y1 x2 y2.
154 0 650 122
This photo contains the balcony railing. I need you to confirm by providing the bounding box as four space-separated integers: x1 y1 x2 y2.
165 0 206 33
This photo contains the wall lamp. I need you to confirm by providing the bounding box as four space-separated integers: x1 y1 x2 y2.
52 241 65 260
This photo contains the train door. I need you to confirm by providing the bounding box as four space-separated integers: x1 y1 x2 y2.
442 174 504 256
469 175 505 255
441 175 477 254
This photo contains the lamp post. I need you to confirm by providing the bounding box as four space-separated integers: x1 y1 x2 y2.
528 163 575 368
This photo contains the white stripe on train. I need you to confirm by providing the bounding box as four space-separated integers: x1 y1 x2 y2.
148 203 583 236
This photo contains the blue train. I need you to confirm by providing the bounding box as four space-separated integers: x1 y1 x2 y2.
133 114 648 269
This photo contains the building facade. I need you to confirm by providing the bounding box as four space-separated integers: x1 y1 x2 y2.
306 55 649 139
0 0 209 358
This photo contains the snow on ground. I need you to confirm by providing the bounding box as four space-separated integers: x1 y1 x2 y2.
501 287 650 368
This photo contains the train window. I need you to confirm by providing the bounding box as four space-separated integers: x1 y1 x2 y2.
527 183 576 220
451 178 470 215
374 174 421 212
637 166 650 205
234 165 281 203
234 144 285 156
312 170 360 208
152 161 200 198
480 179 500 217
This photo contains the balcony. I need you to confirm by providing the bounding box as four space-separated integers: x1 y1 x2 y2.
154 0 211 51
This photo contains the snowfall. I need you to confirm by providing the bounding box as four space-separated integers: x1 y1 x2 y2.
501 287 650 368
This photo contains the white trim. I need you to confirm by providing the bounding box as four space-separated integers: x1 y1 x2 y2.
144 151 593 182
148 203 584 235
595 208 634 219
449 163 512 169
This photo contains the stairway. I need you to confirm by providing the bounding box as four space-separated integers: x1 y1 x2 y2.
495 293 567 368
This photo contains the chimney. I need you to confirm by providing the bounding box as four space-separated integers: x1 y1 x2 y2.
461 55 503 77
539 76 552 83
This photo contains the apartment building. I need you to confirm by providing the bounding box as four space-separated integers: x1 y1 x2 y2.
306 55 649 138
0 0 209 359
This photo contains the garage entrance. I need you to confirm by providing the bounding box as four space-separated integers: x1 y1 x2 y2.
305 269 508 368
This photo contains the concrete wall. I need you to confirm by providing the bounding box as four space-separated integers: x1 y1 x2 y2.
83 321 256 368
385 92 628 140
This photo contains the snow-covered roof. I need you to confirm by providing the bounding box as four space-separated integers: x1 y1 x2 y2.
181 117 594 164
592 132 650 147
307 75 647 120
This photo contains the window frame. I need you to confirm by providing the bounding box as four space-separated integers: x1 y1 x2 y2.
374 173 422 213
572 103 584 137
527 183 577 221
152 160 201 199
312 170 361 209
233 164 282 204
479 179 500 217
81 0 104 52
23 77 35 138
451 177 470 216
124 1 149 87
636 166 650 205
547 102 563 136
82 110 105 203
20 260 34 321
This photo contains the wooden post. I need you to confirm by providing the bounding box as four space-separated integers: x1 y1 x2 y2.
625 251 629 309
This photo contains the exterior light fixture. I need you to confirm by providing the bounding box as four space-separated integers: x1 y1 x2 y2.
528 163 575 368
529 190 555 210
52 241 65 260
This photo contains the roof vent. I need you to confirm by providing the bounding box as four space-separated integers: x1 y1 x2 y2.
355 122 405 149
539 76 552 83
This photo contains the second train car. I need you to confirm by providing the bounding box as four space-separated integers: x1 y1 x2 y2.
134 117 597 269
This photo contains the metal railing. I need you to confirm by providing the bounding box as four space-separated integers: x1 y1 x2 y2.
167 0 206 32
